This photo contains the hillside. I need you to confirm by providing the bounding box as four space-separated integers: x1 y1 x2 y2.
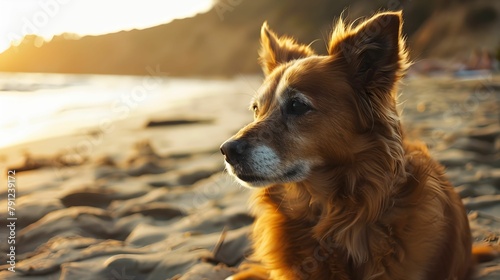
0 0 497 76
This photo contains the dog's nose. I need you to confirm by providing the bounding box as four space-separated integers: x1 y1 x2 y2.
220 140 248 164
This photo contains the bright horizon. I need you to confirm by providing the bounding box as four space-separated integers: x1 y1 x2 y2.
0 0 213 53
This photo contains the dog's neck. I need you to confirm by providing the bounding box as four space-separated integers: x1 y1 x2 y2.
253 123 408 264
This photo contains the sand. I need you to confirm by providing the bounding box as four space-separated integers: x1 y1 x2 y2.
0 74 499 279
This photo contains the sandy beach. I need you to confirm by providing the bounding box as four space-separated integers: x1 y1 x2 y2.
0 73 499 279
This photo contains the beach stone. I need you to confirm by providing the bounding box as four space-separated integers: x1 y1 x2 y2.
146 118 213 127
60 189 116 208
118 202 185 220
148 180 172 187
60 184 148 210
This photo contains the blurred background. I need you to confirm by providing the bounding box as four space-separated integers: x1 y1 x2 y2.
0 0 498 76
0 1 499 279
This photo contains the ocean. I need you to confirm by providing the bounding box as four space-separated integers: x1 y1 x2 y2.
0 72 260 150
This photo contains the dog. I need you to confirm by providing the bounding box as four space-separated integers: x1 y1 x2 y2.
220 11 484 279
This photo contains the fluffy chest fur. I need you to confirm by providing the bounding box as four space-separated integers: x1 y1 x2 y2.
249 143 471 280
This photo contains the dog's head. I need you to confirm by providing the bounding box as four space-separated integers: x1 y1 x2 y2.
221 12 408 188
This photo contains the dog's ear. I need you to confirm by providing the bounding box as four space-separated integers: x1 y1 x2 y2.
328 11 408 95
259 22 315 76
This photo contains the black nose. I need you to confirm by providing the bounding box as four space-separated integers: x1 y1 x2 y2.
220 140 248 164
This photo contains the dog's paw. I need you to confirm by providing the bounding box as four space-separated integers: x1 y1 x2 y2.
224 276 234 280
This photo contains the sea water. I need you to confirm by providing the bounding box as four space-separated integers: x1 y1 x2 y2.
0 72 259 150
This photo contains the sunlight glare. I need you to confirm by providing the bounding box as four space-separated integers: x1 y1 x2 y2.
0 0 213 53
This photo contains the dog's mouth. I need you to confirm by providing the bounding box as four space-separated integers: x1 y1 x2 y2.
237 168 299 183
227 164 308 188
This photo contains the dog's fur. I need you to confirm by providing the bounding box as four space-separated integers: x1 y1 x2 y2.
220 11 474 279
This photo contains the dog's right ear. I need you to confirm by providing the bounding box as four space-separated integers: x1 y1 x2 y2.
259 22 315 76
327 12 408 96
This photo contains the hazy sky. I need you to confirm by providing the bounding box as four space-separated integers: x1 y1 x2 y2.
0 0 213 52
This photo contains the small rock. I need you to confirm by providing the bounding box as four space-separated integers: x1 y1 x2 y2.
119 203 185 220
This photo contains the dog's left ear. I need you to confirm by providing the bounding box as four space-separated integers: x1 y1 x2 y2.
329 11 408 95
259 22 315 76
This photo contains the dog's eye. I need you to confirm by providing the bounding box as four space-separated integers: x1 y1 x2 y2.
286 99 310 115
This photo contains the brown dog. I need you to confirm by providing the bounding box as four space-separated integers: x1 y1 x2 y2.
221 11 474 279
